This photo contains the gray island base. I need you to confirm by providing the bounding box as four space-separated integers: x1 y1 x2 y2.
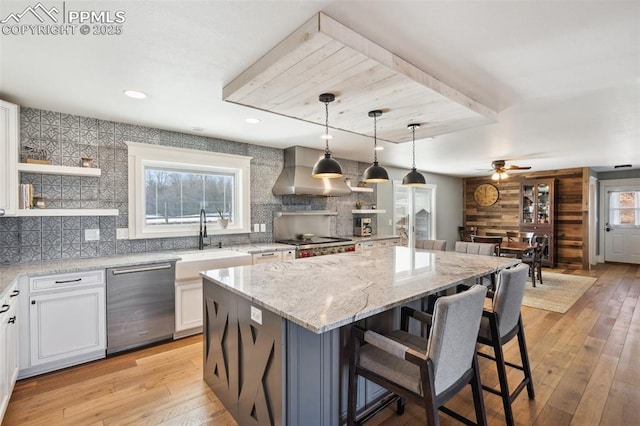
201 246 519 426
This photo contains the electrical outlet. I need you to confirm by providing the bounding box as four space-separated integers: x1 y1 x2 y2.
253 223 259 232
250 306 263 325
116 228 128 239
389 219 393 226
260 223 266 232
85 229 100 241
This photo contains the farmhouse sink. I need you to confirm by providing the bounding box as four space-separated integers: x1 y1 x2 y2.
175 249 252 283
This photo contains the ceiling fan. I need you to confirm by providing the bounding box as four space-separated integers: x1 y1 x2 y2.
490 160 531 181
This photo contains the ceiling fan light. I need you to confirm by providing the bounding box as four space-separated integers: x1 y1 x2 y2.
402 167 426 186
362 161 389 183
312 153 343 178
491 172 501 181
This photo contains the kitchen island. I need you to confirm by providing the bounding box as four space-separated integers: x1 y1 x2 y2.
201 246 520 426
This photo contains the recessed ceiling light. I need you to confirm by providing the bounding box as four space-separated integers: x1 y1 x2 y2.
191 127 205 132
245 118 261 124
123 90 147 99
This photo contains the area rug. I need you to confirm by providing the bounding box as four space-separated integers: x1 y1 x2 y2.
522 272 597 314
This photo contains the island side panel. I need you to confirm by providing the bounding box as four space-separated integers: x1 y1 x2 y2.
203 279 239 419
203 277 286 426
237 295 286 426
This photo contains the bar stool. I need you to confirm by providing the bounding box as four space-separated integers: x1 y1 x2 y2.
477 263 535 426
347 285 488 426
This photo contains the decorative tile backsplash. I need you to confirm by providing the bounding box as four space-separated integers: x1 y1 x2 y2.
0 107 376 264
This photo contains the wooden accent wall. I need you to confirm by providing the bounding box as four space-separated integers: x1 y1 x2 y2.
463 167 589 269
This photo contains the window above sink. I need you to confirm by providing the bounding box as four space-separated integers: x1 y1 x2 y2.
127 142 251 239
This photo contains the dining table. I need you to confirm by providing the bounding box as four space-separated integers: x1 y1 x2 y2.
500 241 536 258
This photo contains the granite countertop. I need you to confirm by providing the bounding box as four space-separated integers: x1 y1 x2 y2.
350 235 401 243
230 243 296 254
201 247 520 334
0 252 182 295
0 243 299 295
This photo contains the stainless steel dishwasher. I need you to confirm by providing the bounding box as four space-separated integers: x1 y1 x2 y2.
106 262 175 355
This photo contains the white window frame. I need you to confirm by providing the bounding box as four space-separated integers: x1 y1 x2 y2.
127 142 251 239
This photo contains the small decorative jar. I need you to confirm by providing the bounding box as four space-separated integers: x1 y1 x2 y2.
81 157 94 168
33 196 47 209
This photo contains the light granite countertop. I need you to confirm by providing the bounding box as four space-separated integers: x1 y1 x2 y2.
0 243 296 296
201 246 520 334
349 235 401 243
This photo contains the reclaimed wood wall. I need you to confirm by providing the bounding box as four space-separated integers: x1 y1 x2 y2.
463 167 589 269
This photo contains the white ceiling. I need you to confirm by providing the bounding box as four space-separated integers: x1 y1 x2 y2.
1 0 638 178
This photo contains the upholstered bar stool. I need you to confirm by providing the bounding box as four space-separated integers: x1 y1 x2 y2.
477 263 535 426
415 239 447 251
348 285 488 426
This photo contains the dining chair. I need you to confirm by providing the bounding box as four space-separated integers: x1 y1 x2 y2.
458 226 478 242
476 264 534 426
347 285 488 426
470 235 503 256
521 235 548 287
416 239 447 251
505 231 519 242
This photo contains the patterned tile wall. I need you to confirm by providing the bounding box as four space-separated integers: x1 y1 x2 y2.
0 107 376 264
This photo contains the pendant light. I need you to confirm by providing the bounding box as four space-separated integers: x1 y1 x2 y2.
362 110 389 183
402 123 426 186
312 93 342 178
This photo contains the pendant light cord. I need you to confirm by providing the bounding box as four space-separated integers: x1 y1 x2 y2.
324 101 330 154
411 125 416 169
373 113 378 162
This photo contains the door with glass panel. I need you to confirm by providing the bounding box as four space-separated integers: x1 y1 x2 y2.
392 181 436 248
604 188 640 264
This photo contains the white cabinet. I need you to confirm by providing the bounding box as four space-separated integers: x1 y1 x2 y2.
29 287 105 366
0 284 19 421
19 270 106 378
175 282 203 338
0 99 19 217
282 249 295 261
252 251 282 264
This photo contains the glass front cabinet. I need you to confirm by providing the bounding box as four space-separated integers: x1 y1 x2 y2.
520 178 555 266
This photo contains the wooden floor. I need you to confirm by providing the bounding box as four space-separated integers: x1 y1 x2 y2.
4 263 639 425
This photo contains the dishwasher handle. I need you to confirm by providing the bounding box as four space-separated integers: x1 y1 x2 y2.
110 263 173 275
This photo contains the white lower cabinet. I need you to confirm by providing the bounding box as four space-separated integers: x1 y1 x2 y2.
19 270 106 379
0 284 19 421
175 282 203 338
252 251 282 264
29 287 105 366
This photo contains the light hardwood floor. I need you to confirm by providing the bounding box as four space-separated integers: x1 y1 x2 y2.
4 263 639 425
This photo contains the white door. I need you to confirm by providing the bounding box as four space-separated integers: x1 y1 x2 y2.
30 287 106 366
604 188 640 264
392 181 436 248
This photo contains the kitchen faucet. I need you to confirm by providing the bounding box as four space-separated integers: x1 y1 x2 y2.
199 209 209 250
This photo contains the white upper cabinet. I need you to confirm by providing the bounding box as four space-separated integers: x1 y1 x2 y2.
0 100 19 217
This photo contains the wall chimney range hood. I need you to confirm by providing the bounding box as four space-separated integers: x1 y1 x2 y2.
272 146 351 196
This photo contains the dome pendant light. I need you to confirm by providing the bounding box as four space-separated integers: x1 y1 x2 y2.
312 93 343 178
402 123 426 186
362 110 389 183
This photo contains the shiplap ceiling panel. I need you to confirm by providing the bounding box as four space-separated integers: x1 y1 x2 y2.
223 12 497 143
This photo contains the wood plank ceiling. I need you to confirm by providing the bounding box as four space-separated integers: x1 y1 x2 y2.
223 13 498 144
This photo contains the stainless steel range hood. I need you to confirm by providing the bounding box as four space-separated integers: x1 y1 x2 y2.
272 146 351 196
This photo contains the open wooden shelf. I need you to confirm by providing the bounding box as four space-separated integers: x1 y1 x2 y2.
17 209 119 217
348 186 373 193
352 209 386 214
17 163 101 177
